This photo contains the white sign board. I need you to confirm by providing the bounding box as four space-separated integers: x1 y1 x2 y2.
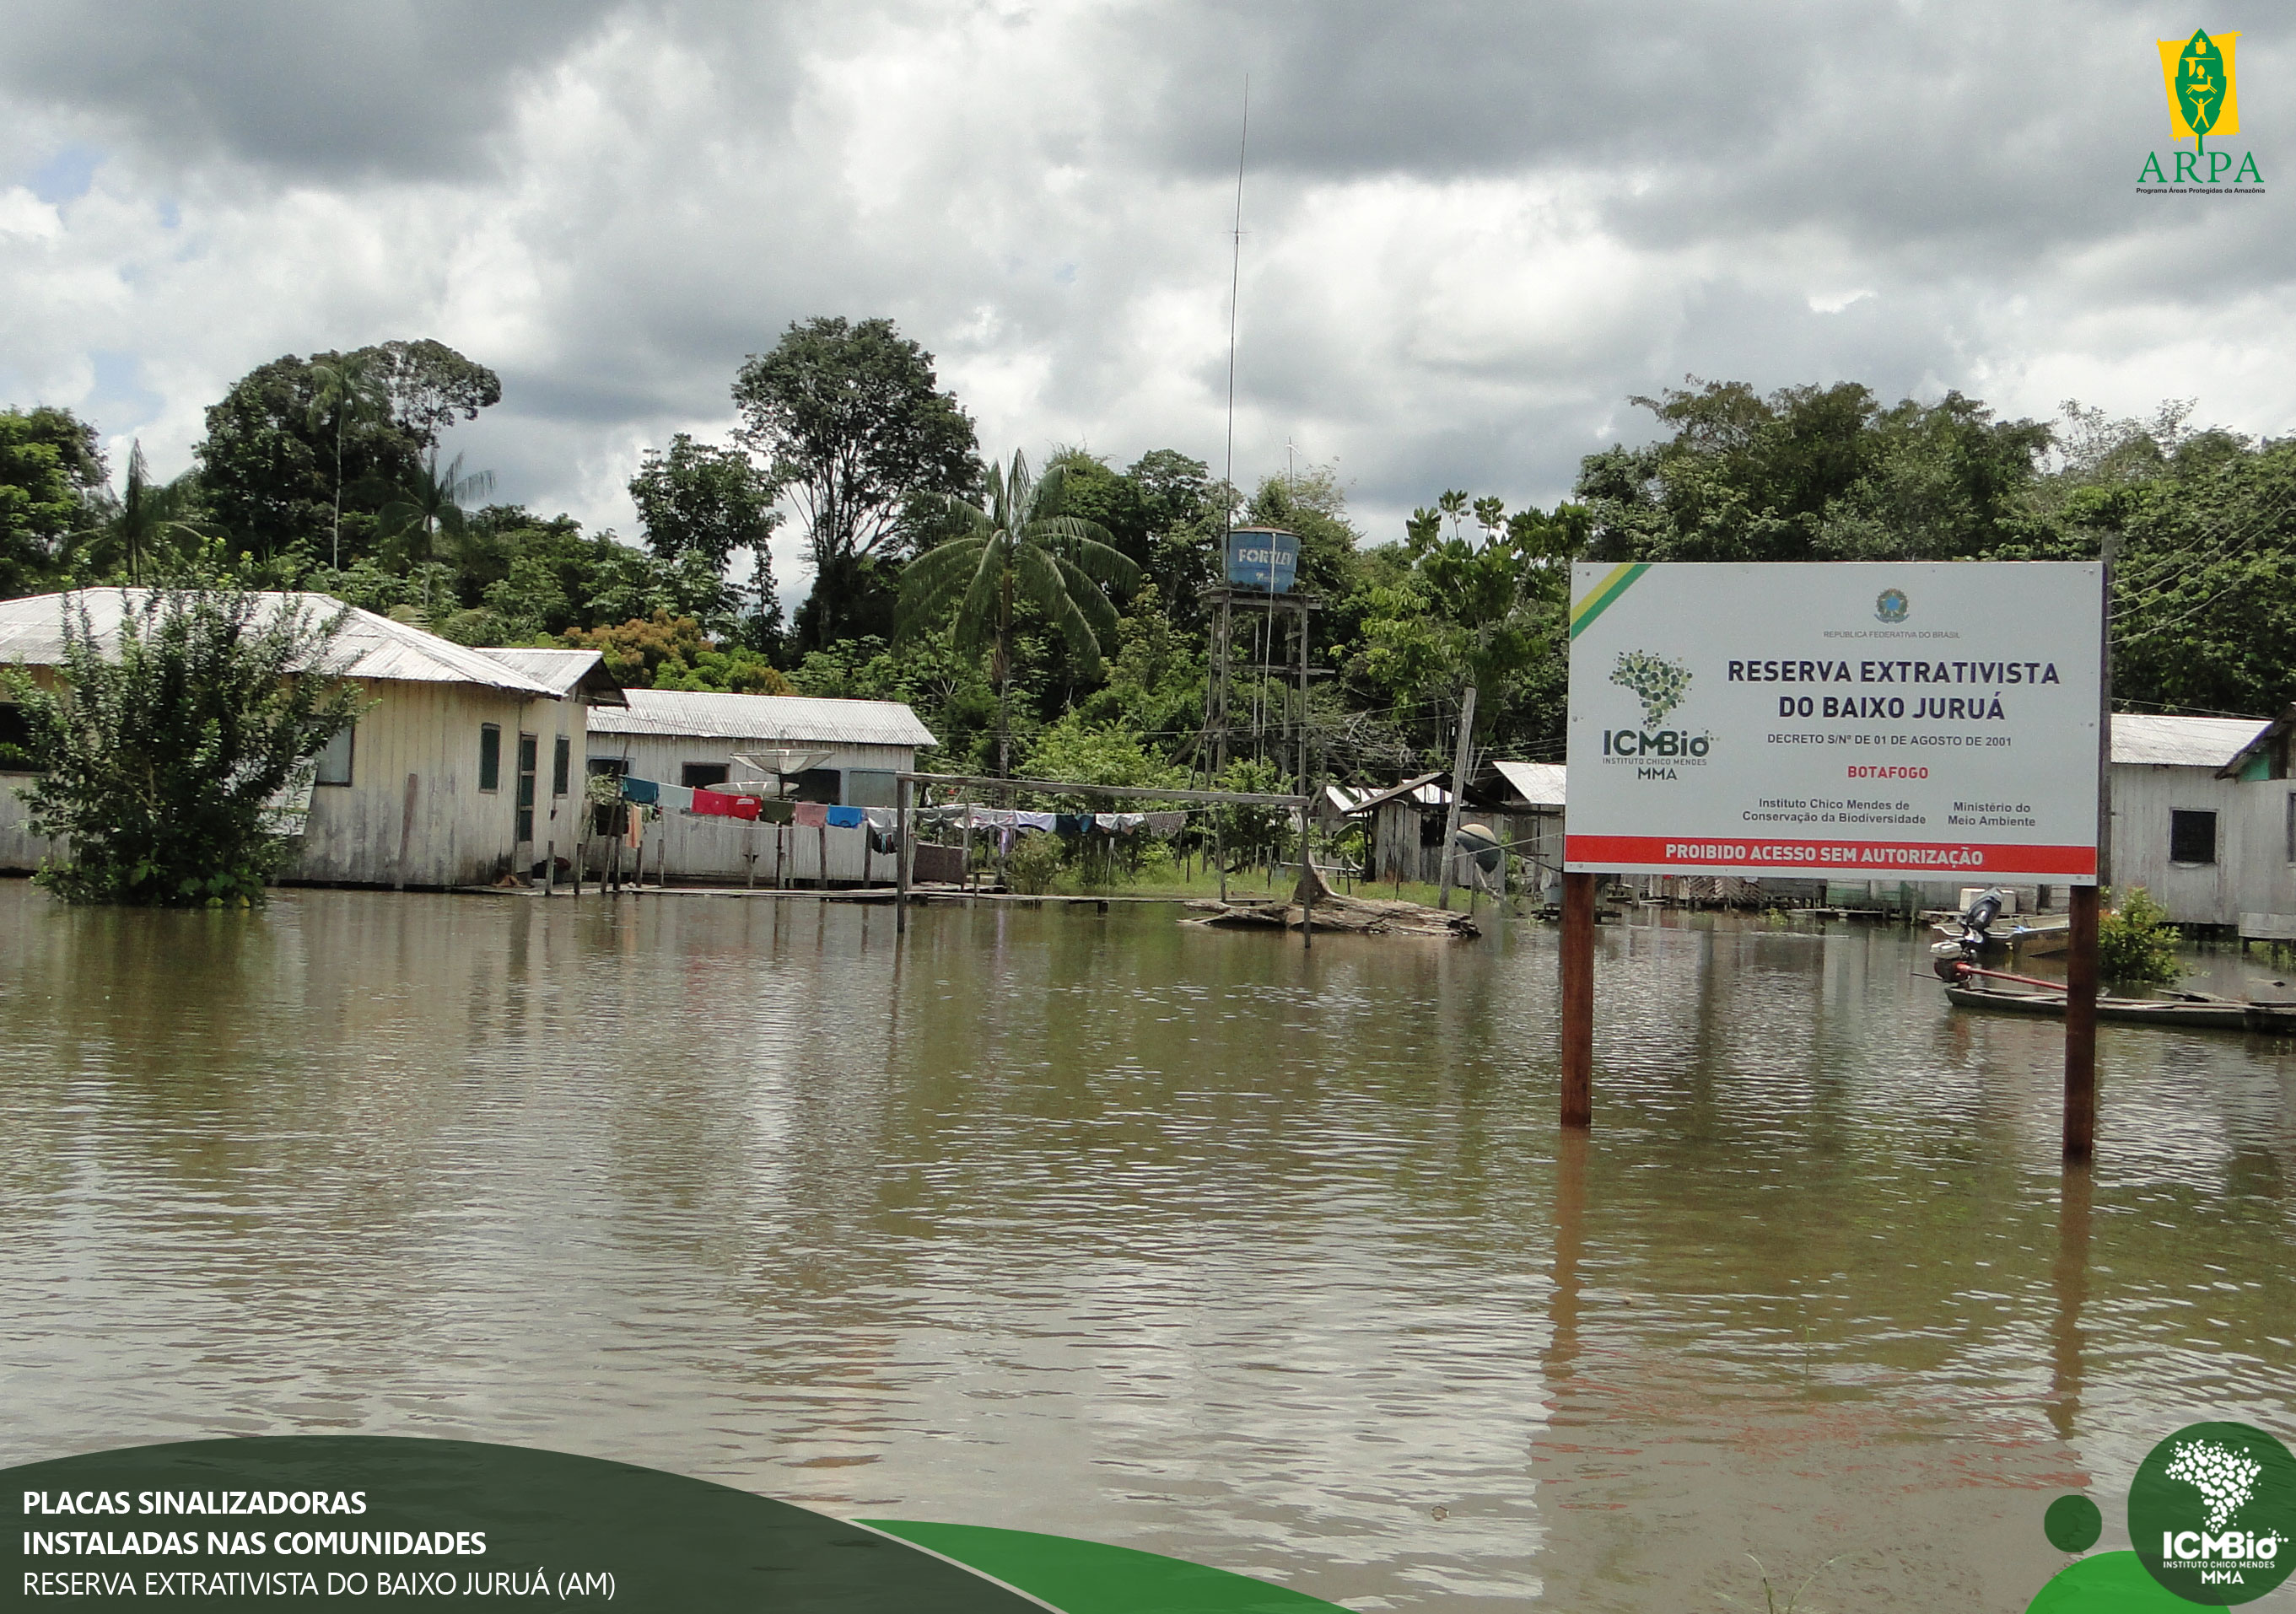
1565 562 2103 883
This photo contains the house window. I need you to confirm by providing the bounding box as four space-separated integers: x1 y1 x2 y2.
682 762 730 789
587 756 626 779
790 767 841 804
843 769 897 808
2169 809 2217 865
515 733 538 842
314 723 354 786
552 734 571 797
0 703 37 772
479 724 502 792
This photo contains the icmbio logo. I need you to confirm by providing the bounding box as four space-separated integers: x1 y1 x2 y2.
2128 1421 2296 1603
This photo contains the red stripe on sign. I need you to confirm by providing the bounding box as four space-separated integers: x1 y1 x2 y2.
1565 834 2096 877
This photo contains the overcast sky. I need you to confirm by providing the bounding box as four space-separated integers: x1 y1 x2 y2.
1 3 2286 600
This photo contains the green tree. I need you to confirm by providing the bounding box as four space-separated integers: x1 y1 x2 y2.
1024 712 1191 790
306 350 391 568
563 611 794 693
96 441 208 585
1043 446 1226 635
628 433 782 651
382 449 495 567
1574 378 2051 564
198 353 419 564
1355 493 1576 759
897 449 1140 777
368 338 502 446
732 315 979 648
0 405 106 593
1080 582 1205 742
8 587 364 906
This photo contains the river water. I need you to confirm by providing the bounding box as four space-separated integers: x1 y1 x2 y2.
4 880 2293 1611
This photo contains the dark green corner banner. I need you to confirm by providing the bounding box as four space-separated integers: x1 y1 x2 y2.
4 1438 1349 1613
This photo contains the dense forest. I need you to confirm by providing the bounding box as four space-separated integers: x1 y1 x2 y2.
4 316 2293 788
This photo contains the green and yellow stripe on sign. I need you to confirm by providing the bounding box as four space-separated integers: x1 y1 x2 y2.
1569 562 1648 640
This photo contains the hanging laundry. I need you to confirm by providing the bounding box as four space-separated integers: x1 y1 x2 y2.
1015 811 1056 832
1116 812 1146 832
660 783 695 815
825 805 867 829
869 826 899 855
756 799 796 826
1053 812 1091 837
624 808 644 848
619 776 660 805
1144 811 1188 836
793 801 830 829
862 806 897 831
728 795 763 821
692 788 738 817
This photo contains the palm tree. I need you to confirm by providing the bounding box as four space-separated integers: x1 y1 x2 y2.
381 449 495 567
105 440 208 584
898 449 1140 777
306 351 388 568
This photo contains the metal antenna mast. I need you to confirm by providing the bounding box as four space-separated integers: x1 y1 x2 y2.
1223 75 1249 526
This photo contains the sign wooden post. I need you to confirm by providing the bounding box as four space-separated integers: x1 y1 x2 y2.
896 777 911 936
2063 886 2099 1159
1560 870 1595 1128
1562 561 2106 1145
2064 550 2112 1161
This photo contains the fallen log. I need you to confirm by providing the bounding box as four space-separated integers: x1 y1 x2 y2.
1185 867 1479 939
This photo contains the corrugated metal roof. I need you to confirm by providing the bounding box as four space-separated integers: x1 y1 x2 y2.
1488 759 1567 806
0 589 560 697
1348 770 1447 815
2111 713 2266 768
475 647 628 705
589 688 936 747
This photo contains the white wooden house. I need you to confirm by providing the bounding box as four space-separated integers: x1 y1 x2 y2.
0 590 622 888
585 689 936 885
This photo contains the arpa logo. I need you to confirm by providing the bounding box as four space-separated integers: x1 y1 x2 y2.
2139 29 2266 192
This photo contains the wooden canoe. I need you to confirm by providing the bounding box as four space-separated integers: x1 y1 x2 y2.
1944 983 2296 1033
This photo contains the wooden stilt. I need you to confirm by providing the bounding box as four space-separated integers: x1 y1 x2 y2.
2063 884 2099 1160
1560 869 1595 1129
896 777 911 935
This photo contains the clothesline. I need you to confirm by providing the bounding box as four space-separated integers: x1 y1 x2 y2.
613 774 1213 841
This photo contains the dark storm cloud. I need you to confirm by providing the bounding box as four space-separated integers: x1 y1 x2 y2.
0 0 626 178
2 1 2288 553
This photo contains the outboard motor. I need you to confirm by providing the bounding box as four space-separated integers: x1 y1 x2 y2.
1962 885 2005 937
1933 885 2008 981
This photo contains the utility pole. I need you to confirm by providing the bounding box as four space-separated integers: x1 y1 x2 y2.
1436 685 1477 910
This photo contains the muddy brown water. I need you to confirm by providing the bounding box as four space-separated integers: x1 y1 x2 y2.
4 880 2293 1610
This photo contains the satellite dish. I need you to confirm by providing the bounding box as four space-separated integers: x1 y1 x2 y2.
1453 821 1503 874
728 750 833 796
732 749 832 778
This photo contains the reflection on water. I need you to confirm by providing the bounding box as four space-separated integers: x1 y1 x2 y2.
4 884 2294 1610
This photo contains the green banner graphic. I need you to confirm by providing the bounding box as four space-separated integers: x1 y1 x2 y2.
5 1437 1339 1613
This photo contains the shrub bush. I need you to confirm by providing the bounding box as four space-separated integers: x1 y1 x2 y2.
2099 885 2183 986
1005 831 1066 894
9 588 364 906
